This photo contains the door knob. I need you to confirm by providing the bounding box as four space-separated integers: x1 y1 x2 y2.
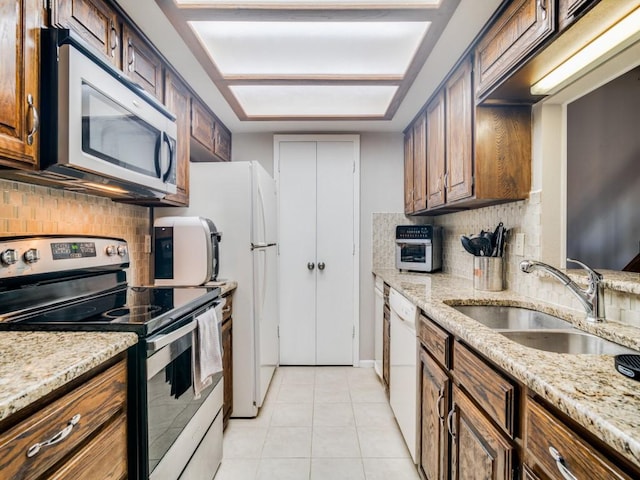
318 262 325 271
307 262 315 270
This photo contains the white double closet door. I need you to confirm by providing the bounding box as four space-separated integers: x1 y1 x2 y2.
276 135 359 365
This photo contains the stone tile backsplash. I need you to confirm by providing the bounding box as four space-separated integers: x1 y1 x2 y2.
0 180 150 285
373 191 640 328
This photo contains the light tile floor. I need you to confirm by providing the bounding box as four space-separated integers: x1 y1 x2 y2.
214 366 420 480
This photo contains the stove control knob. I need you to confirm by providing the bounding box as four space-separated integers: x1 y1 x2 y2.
117 245 128 257
23 248 40 264
105 245 117 256
1 249 18 266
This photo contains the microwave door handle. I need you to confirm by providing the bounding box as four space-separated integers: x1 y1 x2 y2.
162 132 174 182
154 133 163 179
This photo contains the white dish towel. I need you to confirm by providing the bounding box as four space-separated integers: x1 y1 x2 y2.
193 307 223 399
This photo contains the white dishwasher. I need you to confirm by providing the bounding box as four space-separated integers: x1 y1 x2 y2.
373 276 384 380
389 288 419 463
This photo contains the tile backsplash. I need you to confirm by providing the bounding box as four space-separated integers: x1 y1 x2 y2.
373 191 640 328
0 180 150 285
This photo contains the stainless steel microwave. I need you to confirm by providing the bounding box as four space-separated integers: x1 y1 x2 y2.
5 29 177 199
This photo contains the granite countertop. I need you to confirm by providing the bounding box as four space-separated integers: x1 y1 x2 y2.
374 268 640 469
0 331 138 422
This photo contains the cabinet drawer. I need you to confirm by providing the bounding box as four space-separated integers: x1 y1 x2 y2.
418 315 450 369
49 413 127 480
474 0 554 99
452 341 516 437
0 360 127 480
525 399 633 480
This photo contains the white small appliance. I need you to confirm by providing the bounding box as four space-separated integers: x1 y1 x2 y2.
396 225 443 273
153 216 221 286
389 287 419 463
155 161 279 418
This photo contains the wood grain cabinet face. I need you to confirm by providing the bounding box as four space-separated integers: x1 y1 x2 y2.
161 71 190 206
474 0 555 101
0 360 127 480
383 302 390 394
222 293 233 429
412 112 428 211
404 131 414 214
558 0 598 30
445 57 473 203
425 91 445 210
525 399 633 480
191 98 215 152
213 122 232 162
450 385 514 480
419 349 450 480
51 0 121 69
122 24 164 101
0 0 41 169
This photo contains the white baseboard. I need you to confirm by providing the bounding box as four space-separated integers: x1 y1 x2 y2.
358 360 374 368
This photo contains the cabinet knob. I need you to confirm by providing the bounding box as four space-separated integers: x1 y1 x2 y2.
307 262 315 270
318 262 325 271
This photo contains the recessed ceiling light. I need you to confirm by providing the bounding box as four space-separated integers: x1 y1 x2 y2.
229 85 398 116
189 21 430 77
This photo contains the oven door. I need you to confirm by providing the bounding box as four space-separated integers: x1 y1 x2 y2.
396 239 432 271
145 301 223 480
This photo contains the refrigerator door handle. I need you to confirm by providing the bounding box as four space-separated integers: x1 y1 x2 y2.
251 242 276 250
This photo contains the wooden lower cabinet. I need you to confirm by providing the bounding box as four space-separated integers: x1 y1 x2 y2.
382 303 390 395
222 291 234 429
0 357 128 480
419 348 450 480
450 384 515 480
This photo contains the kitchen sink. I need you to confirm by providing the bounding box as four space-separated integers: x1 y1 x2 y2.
452 305 573 330
500 330 638 355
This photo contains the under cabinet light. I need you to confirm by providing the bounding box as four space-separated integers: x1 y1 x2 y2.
531 7 640 95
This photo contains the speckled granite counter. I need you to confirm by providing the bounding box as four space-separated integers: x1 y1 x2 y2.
374 268 640 469
0 331 137 422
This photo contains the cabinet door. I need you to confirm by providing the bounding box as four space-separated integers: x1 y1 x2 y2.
0 0 40 169
450 385 514 480
412 112 427 211
221 317 233 429
445 57 473 203
404 130 414 214
213 122 232 162
383 305 390 393
426 91 446 209
122 24 164 101
191 98 215 152
162 71 190 206
419 349 450 480
559 0 596 31
474 0 554 100
51 0 121 69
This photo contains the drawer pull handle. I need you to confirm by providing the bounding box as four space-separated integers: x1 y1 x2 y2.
447 409 456 441
549 446 578 480
110 21 119 57
436 388 445 424
26 94 39 146
26 414 81 458
538 0 547 20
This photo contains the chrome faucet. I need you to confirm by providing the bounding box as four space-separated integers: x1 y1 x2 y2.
519 258 605 322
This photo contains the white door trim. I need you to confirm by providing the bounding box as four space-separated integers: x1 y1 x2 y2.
274 134 361 367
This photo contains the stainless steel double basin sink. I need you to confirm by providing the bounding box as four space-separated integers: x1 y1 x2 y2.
452 305 637 355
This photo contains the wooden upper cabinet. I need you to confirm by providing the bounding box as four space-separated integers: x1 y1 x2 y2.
403 130 414 214
474 0 554 101
558 0 598 31
122 25 164 101
0 0 41 169
450 385 514 480
191 97 232 163
412 112 427 212
51 0 121 69
425 91 445 210
445 57 473 203
161 71 190 206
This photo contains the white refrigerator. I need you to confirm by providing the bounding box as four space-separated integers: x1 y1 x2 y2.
155 161 279 417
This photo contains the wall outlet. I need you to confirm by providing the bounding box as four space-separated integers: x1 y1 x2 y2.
144 234 152 254
514 233 525 256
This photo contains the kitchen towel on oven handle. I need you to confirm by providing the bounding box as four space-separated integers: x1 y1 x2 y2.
192 304 223 399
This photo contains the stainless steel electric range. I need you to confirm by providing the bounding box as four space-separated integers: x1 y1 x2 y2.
0 236 224 480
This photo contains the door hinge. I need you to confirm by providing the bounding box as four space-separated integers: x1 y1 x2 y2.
352 325 355 338
353 160 355 173
353 244 355 255
277 325 280 338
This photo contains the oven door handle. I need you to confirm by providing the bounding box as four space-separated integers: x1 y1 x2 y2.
146 320 197 352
